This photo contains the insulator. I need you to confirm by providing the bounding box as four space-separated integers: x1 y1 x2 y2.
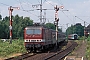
56 8 59 11
55 18 57 20
54 21 57 26
57 18 59 21
33 23 40 26
55 18 59 21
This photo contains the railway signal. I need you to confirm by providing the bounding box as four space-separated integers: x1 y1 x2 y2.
54 5 64 47
8 6 19 44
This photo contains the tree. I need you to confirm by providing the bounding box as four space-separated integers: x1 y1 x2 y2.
45 23 62 32
0 16 9 38
12 15 33 38
45 23 55 30
0 14 33 39
66 23 84 37
0 14 2 20
74 23 84 36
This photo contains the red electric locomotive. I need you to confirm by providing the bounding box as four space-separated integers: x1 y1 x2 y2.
24 25 66 52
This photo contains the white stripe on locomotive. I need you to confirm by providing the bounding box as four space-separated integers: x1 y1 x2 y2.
24 39 45 42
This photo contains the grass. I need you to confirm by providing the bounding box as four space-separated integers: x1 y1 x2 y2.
75 37 90 60
69 40 82 56
0 37 89 60
0 39 27 58
86 35 90 60
86 41 90 60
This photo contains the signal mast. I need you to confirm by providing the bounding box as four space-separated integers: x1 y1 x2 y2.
8 6 19 44
54 5 64 47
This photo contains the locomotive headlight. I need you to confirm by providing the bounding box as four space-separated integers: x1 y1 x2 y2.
25 40 28 42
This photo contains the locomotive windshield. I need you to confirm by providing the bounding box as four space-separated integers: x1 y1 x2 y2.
26 29 41 34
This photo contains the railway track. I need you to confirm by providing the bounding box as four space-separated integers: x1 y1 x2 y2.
5 53 37 60
5 41 78 60
45 41 78 60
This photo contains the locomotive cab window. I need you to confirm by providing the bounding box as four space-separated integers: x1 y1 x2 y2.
26 29 41 34
26 29 33 34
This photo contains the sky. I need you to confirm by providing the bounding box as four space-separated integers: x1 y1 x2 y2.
0 0 90 32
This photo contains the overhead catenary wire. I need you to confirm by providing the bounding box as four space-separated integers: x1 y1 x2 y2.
43 0 47 4
16 0 33 10
0 0 55 22
26 0 34 8
16 0 55 23
56 0 76 25
16 0 41 19
45 0 55 7
0 1 38 18
58 0 90 26
0 2 10 6
61 11 74 23
2 0 89 26
57 0 63 5
44 0 74 29
38 0 40 3
16 0 45 18
75 16 90 25
17 0 24 10
54 0 77 25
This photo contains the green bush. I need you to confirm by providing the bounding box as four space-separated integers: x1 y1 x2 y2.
78 36 84 40
87 36 90 41
0 39 26 57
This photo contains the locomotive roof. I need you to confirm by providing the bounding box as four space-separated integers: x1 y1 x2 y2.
25 25 49 30
25 25 46 28
69 34 78 36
